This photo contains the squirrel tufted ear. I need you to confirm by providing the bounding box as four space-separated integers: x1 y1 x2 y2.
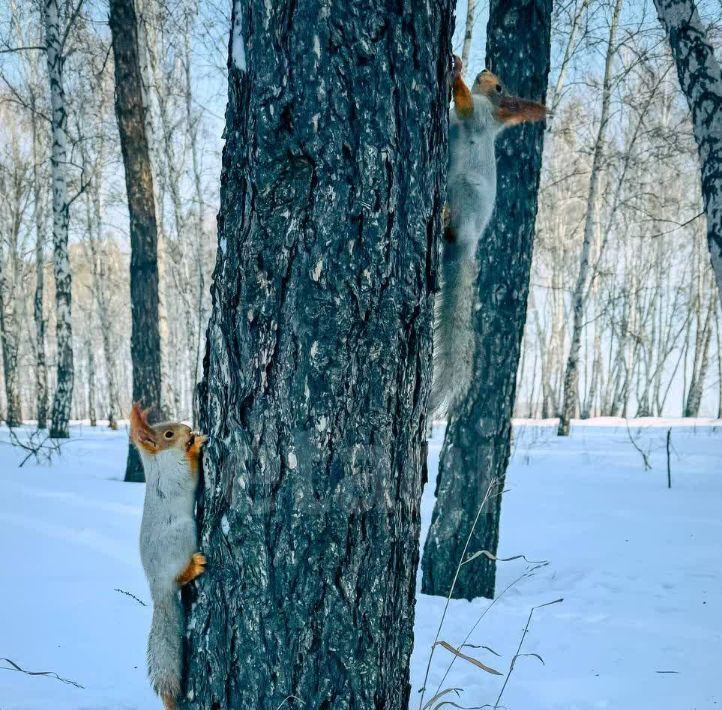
130 402 158 452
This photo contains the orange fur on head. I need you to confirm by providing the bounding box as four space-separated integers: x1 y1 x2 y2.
452 55 474 120
130 402 158 453
130 403 207 475
472 68 547 126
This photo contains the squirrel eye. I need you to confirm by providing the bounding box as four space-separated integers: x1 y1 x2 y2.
164 430 174 440
495 83 502 93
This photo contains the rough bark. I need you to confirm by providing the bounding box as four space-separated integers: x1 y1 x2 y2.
558 0 621 436
43 0 74 438
653 0 722 309
421 0 552 600
181 1 452 707
109 0 162 481
31 100 49 429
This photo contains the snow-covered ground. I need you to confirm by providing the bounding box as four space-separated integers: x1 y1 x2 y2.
0 420 720 709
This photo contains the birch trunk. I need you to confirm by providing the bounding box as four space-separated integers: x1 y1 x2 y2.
653 0 722 308
181 1 452 705
31 98 49 429
42 0 74 438
421 0 552 600
86 339 97 427
0 250 21 428
461 0 476 74
109 0 162 481
558 0 621 436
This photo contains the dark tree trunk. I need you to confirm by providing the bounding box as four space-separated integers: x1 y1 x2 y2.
653 0 722 309
181 1 453 707
109 0 162 482
421 0 552 601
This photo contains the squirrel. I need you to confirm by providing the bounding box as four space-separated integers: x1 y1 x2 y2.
430 56 547 417
129 403 207 710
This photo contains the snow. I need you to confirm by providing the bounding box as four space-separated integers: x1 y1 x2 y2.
231 0 246 72
1 420 720 709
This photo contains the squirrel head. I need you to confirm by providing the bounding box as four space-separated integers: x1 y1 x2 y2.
451 55 547 127
129 402 207 476
471 68 547 126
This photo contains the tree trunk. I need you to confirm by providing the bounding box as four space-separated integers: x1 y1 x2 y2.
685 296 714 416
653 0 722 309
421 0 552 601
181 1 452 707
558 0 621 436
43 0 74 439
461 0 476 74
109 0 162 482
86 339 97 427
31 99 49 430
0 251 21 428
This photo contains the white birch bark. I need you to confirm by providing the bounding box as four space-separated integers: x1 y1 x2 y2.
42 0 74 438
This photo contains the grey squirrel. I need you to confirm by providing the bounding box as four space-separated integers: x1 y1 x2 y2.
129 403 207 710
430 56 547 417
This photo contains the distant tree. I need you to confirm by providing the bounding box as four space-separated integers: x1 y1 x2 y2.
109 0 162 481
181 0 453 706
41 0 75 438
421 0 552 600
0 120 27 427
558 0 622 436
653 0 722 309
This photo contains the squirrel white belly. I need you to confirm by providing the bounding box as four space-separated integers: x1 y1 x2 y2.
430 56 547 417
129 403 207 710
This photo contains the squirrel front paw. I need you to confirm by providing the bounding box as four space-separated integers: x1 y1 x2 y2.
175 552 206 586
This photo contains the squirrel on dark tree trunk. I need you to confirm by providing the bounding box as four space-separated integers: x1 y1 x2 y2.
129 403 207 710
430 56 547 417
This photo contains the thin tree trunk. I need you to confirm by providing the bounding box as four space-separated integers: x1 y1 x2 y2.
181 27 207 426
43 0 74 438
558 0 621 436
653 0 722 309
31 98 49 429
182 1 452 706
86 339 97 427
109 0 162 482
421 0 552 601
0 250 21 427
461 0 476 74
685 296 714 416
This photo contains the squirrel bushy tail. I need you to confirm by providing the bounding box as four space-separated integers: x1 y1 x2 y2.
430 239 478 418
147 592 183 707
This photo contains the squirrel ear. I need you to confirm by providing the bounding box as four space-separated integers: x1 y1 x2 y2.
130 402 158 452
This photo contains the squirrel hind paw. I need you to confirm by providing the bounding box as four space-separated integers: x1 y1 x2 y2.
176 552 206 586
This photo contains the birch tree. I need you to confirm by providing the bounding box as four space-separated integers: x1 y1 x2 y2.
653 0 722 308
181 1 453 706
558 0 622 436
41 0 75 438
